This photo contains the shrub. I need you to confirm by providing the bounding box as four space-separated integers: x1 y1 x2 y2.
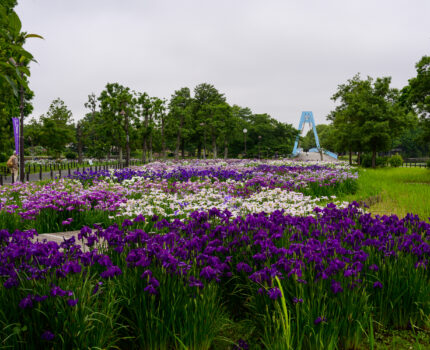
361 154 388 168
427 159 430 169
389 154 403 167
0 152 7 162
65 151 77 160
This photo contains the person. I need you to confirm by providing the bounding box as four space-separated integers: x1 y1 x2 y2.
7 151 19 181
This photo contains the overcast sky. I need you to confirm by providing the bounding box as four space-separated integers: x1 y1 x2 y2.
16 0 430 128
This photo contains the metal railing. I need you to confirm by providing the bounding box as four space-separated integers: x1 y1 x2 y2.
0 160 144 185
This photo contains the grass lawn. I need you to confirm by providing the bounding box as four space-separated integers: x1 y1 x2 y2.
340 167 430 221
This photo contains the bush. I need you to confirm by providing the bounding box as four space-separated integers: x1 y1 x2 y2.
0 152 7 162
361 154 388 168
65 151 77 160
389 154 403 167
427 159 430 169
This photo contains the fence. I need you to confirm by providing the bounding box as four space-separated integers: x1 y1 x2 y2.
402 158 429 168
0 160 143 186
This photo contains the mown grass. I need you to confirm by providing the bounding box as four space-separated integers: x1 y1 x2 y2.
339 167 430 221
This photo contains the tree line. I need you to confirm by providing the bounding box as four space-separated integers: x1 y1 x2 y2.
23 83 298 161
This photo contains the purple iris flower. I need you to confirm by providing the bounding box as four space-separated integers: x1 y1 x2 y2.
19 295 34 309
267 287 282 300
41 330 55 341
373 281 383 289
67 298 78 306
100 265 122 279
331 280 343 294
314 316 327 325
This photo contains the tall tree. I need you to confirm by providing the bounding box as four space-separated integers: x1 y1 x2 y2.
135 92 152 162
98 83 134 163
39 98 75 158
0 4 42 180
81 93 110 159
168 87 192 160
329 74 411 167
151 97 166 159
193 83 227 159
402 56 430 143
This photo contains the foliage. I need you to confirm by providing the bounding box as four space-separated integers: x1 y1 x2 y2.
388 154 403 167
328 74 412 167
38 98 75 158
301 124 336 152
65 151 77 160
361 154 388 168
0 4 38 154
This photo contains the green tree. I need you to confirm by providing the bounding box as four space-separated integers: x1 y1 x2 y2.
80 93 111 159
329 74 411 167
0 4 41 180
168 87 192 160
402 56 430 144
135 92 153 162
193 83 227 159
98 83 135 162
39 98 75 158
151 97 167 159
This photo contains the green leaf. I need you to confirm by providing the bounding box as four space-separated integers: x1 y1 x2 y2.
3 75 19 96
8 11 22 35
18 65 31 76
25 33 44 40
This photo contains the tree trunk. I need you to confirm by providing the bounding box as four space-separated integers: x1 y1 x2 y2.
372 150 376 168
357 152 362 165
181 139 185 159
119 147 123 163
142 138 147 163
161 116 166 159
77 123 83 163
197 144 201 159
142 114 148 163
175 115 183 161
224 138 228 159
349 149 352 165
19 79 25 182
212 133 217 159
149 134 153 162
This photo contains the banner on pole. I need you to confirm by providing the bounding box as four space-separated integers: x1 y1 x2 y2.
12 117 19 155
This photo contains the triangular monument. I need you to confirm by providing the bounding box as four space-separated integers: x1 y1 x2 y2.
292 111 338 159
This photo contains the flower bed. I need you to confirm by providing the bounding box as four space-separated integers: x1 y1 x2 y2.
0 160 357 233
1 203 430 349
10 159 423 348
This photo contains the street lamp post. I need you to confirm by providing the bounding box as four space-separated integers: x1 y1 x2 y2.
200 122 206 159
243 128 248 158
258 135 262 159
121 109 130 168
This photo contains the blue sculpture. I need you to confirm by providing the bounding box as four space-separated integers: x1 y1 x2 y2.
292 111 338 159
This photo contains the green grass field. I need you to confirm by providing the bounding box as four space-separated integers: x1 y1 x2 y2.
340 167 430 221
